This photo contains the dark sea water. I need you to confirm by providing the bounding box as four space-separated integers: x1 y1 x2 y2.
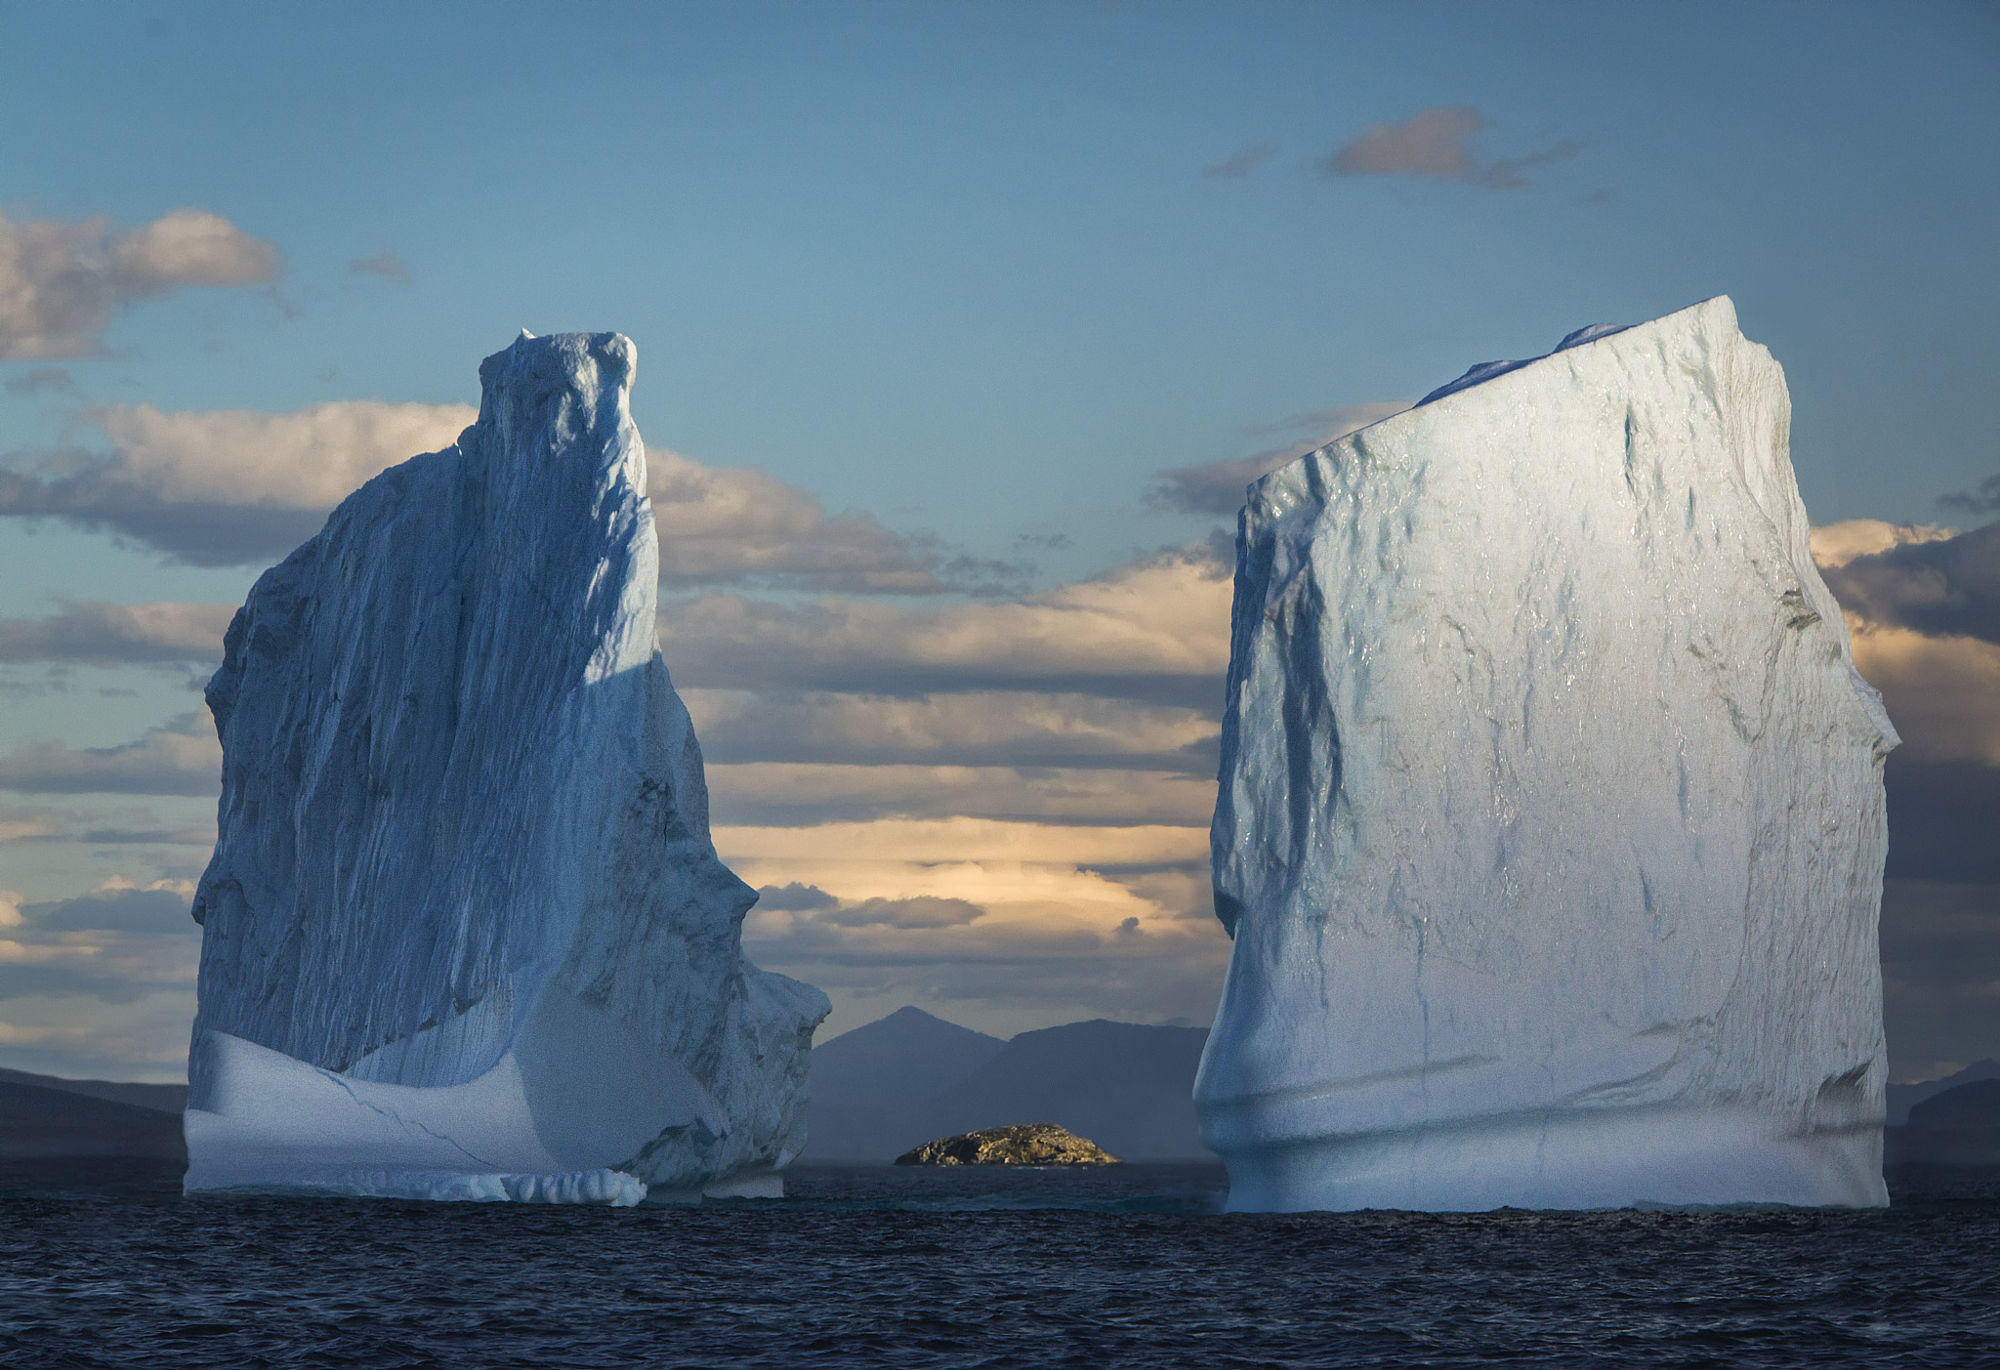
3 1161 1997 1368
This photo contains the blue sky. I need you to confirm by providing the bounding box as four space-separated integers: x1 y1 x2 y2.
1 1 1996 1080
7 2 1996 554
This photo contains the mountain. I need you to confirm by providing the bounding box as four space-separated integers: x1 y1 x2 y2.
926 1020 1209 1161
803 1009 1211 1163
0 1080 186 1162
812 1006 1005 1107
0 1066 187 1115
1886 1060 2000 1125
1887 1079 2000 1165
805 1008 1003 1162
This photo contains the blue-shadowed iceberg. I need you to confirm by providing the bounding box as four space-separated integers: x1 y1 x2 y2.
1196 297 1897 1212
183 331 828 1204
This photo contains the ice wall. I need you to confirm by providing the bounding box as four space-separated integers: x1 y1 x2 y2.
1195 297 1896 1211
184 332 827 1203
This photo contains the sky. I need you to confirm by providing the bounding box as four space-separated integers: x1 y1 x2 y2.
0 0 1995 1084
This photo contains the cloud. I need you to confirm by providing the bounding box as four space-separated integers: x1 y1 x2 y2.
647 448 1018 594
0 803 62 843
1475 139 1583 190
56 400 471 507
1847 624 2000 766
0 793 213 849
1822 520 2000 645
706 762 1215 828
0 600 233 665
1202 143 1273 180
0 398 1012 591
0 713 220 796
685 688 1216 771
1810 518 1954 570
1810 519 2000 768
661 545 1232 705
4 366 72 395
0 207 280 360
25 877 194 934
0 1003 195 1077
1326 105 1484 178
736 818 1226 1028
718 816 1206 878
0 871 200 1011
1146 402 1408 515
1322 106 1578 189
823 896 986 929
0 400 476 564
349 248 409 282
1943 474 2000 516
755 882 839 912
72 822 214 847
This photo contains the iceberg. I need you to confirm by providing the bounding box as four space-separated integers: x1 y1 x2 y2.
183 331 827 1204
1195 297 1896 1212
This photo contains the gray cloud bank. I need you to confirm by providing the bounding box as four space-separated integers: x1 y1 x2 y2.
0 714 219 797
1822 520 2000 645
0 600 233 666
1202 144 1273 180
0 208 279 360
1323 106 1580 190
0 398 1022 592
1943 474 2000 516
348 248 409 282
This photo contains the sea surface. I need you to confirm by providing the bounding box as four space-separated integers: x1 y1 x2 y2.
3 1161 1996 1368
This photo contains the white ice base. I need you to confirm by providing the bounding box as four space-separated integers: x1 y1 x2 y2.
181 1158 648 1206
181 1031 786 1206
1211 1105 1887 1212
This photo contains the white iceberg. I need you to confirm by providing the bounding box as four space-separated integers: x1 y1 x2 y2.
1195 297 1896 1211
184 332 827 1204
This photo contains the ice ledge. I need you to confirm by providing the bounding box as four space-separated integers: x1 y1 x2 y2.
182 1162 649 1206
1216 1106 1887 1213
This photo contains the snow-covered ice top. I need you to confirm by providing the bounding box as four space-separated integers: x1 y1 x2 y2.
1195 297 1896 1212
1415 321 1631 405
185 331 827 1203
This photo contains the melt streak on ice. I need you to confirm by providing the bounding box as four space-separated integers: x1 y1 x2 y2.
1195 297 1897 1212
183 332 828 1204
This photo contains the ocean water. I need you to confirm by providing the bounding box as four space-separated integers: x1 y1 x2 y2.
3 1162 1997 1368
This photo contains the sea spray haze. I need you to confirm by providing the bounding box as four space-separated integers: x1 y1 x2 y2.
1198 297 1896 1211
184 332 827 1203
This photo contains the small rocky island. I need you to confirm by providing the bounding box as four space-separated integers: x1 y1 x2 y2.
894 1123 1120 1166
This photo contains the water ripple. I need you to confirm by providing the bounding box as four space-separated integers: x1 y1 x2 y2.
2 1163 1996 1367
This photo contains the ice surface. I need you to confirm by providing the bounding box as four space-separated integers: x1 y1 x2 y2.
184 331 827 1203
1195 297 1896 1212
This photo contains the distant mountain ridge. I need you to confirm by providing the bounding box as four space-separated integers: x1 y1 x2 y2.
0 1066 187 1116
805 1009 1211 1163
1887 1060 2000 1125
0 1079 185 1163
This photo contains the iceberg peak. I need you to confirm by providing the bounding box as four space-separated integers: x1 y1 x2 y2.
185 332 827 1203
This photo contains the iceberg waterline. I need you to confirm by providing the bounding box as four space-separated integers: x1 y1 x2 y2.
1197 296 1896 1212
184 331 827 1204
